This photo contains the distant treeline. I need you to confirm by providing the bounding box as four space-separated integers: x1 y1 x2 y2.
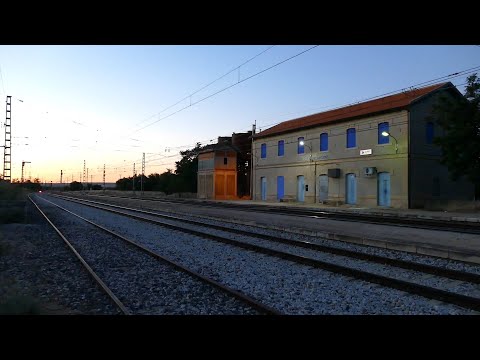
115 170 194 195
116 145 199 195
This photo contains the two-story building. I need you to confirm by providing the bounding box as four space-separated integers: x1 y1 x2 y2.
197 132 252 200
252 82 474 209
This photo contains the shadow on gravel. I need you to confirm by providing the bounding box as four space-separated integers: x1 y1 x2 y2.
0 295 43 315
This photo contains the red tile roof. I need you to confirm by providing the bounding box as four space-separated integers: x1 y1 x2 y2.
254 82 449 139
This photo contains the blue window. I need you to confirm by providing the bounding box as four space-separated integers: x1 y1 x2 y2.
426 122 434 144
261 143 266 159
378 122 389 144
298 137 304 154
320 133 328 151
346 128 356 148
278 140 284 156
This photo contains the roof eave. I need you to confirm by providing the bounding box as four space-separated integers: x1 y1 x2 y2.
253 105 409 140
409 82 459 106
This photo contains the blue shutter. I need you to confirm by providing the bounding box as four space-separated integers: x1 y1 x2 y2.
278 140 284 156
298 137 304 154
426 122 434 144
347 128 356 148
261 143 266 158
320 133 328 151
378 122 389 144
277 176 284 200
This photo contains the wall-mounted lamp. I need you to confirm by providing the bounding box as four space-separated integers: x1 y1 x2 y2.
299 139 313 160
381 131 398 154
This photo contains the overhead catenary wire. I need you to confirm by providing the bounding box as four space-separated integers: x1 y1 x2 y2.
132 45 320 134
108 83 466 179
25 75 473 184
108 66 477 155
251 80 469 152
251 69 479 133
81 76 473 180
134 45 276 128
27 58 477 182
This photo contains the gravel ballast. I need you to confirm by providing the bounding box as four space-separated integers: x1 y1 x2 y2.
38 194 479 315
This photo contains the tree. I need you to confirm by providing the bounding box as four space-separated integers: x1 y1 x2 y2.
432 74 480 196
174 142 204 193
69 181 83 191
22 178 42 192
116 177 132 191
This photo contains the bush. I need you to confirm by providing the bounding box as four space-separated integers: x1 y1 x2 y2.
0 181 25 201
0 206 25 223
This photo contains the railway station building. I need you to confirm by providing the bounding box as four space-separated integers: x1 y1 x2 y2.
251 82 475 209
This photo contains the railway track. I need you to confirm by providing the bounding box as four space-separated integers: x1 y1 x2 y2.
61 192 480 235
29 195 280 315
46 193 480 313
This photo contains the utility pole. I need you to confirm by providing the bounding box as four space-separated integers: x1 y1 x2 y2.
60 170 63 189
3 96 12 182
83 160 86 190
250 122 256 200
21 161 31 184
86 168 89 190
133 163 136 195
141 152 145 196
103 164 105 193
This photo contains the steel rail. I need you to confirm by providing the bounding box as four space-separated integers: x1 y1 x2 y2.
28 195 130 315
47 193 480 312
53 193 480 284
37 195 281 315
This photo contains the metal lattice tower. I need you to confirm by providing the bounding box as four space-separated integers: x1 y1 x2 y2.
83 160 86 189
3 96 12 182
141 152 145 196
133 162 136 194
103 164 105 193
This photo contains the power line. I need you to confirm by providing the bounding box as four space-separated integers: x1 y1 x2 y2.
132 45 320 134
253 67 479 132
108 78 471 164
252 81 468 151
134 45 276 128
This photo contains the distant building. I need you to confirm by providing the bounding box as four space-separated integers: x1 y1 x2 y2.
252 82 474 209
197 132 252 200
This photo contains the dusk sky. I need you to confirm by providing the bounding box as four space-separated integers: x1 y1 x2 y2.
0 45 478 183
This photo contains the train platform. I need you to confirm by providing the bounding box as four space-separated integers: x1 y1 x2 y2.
219 198 480 223
213 199 480 264
78 191 480 264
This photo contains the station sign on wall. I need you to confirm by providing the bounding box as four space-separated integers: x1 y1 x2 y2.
360 149 372 155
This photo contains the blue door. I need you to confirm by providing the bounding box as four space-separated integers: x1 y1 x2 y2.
297 175 305 202
378 172 391 206
319 175 328 202
261 177 267 201
277 176 284 200
346 173 356 204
